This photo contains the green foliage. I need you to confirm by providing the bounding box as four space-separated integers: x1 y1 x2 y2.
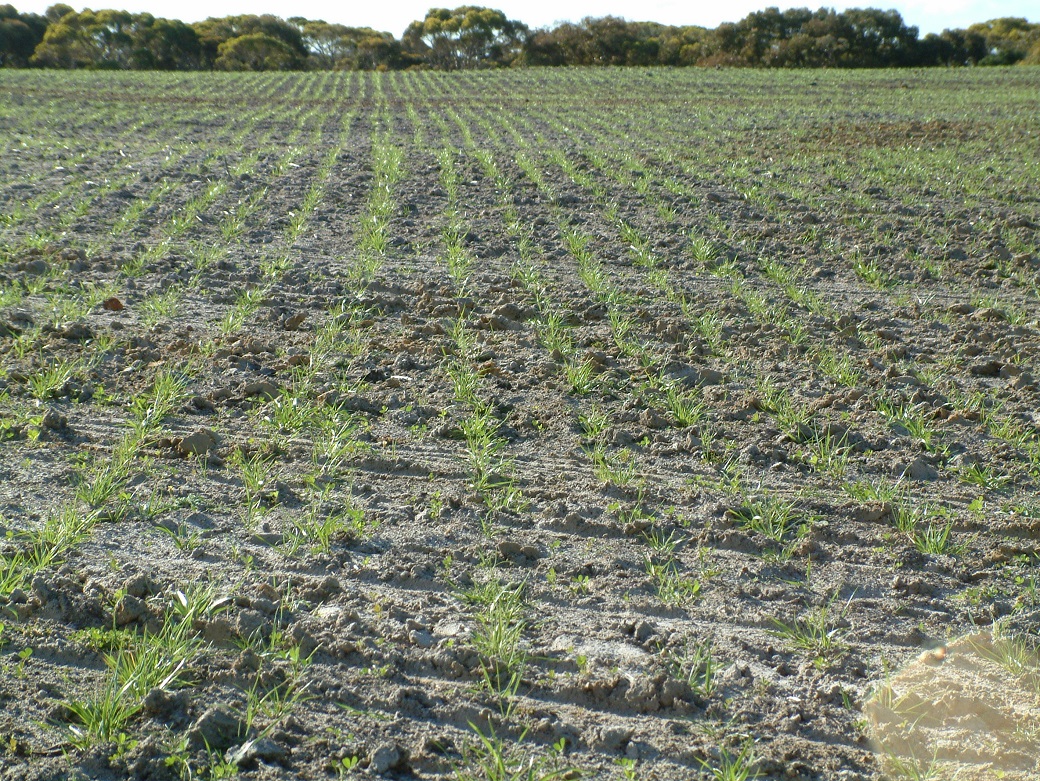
14 6 1035 71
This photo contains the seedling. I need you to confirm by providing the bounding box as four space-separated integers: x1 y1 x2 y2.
770 592 852 663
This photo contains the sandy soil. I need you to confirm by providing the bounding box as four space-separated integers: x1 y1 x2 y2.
0 68 1039 780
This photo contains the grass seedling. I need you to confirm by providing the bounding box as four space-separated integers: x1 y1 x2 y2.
455 726 573 781
729 496 800 544
662 637 723 699
697 741 760 781
664 382 705 428
803 430 851 478
564 358 598 395
770 592 852 664
958 463 1010 491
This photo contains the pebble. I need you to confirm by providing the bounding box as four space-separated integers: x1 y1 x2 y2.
226 738 287 767
898 456 938 481
368 743 401 774
176 428 218 456
188 705 246 750
114 594 147 626
242 380 279 399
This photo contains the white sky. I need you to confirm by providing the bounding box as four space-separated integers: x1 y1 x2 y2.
14 0 1036 37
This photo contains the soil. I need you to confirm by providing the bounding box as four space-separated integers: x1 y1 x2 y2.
0 67 1039 780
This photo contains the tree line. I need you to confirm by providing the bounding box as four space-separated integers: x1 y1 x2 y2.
2 4 1039 70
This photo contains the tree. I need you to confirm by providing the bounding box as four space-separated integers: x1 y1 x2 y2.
289 18 400 69
44 4 72 23
968 18 1040 65
403 6 527 69
213 32 298 70
0 5 47 66
30 9 200 69
131 16 201 69
31 8 135 68
194 15 307 68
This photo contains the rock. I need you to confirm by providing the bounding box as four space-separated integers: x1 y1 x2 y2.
114 594 147 626
592 726 632 753
498 540 525 559
57 321 93 341
226 738 287 768
122 573 155 599
176 428 218 457
368 743 402 774
969 359 1002 377
142 687 180 718
242 381 279 400
102 297 124 311
900 457 938 481
188 706 246 751
41 408 67 431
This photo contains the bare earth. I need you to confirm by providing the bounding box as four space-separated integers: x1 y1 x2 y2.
0 68 1039 780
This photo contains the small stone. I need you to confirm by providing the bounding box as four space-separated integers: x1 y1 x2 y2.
498 540 525 559
226 738 287 768
242 380 279 400
58 321 93 341
188 706 247 751
368 743 401 774
41 408 67 431
176 428 218 457
901 457 938 481
592 726 632 752
114 594 147 626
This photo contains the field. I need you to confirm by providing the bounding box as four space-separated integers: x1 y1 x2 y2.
1 67 1040 781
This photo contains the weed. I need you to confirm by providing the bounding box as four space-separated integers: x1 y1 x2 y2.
455 726 574 781
729 496 800 544
663 638 722 699
564 359 598 395
770 593 852 663
697 741 760 781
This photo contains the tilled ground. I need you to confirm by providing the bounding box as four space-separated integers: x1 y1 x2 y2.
0 68 1039 781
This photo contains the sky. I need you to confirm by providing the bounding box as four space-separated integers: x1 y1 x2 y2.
13 0 1036 37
